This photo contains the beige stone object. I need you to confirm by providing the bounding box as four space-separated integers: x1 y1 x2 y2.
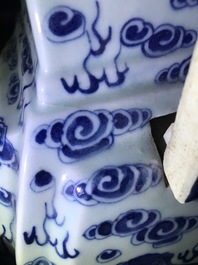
164 40 198 203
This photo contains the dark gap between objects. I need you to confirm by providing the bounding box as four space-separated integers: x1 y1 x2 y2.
150 113 176 187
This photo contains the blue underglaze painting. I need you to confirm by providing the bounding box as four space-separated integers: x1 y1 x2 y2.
0 186 15 244
19 33 36 126
0 118 19 171
116 243 198 265
155 56 191 84
7 73 20 105
33 108 152 163
24 170 79 260
25 256 56 265
2 37 18 70
89 1 112 56
97 249 122 263
120 19 196 57
170 0 198 9
5 27 36 127
21 36 34 76
42 1 197 94
23 244 198 264
0 119 17 245
44 6 86 44
83 209 198 248
178 243 198 263
0 187 14 208
117 252 174 265
24 169 198 262
62 163 162 205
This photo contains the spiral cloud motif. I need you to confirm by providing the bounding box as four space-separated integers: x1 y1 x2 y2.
62 163 163 205
121 18 196 58
43 6 86 43
155 56 191 84
170 0 198 9
34 108 152 163
131 216 198 248
83 209 198 248
120 18 154 47
142 25 196 58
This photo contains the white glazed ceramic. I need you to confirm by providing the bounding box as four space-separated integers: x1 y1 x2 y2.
1 1 198 264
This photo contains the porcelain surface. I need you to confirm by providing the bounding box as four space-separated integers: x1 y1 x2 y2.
0 1 198 264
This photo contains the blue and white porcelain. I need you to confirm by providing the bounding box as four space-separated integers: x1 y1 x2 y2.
0 1 198 264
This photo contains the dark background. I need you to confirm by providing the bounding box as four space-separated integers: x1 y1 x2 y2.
0 0 21 51
0 1 20 264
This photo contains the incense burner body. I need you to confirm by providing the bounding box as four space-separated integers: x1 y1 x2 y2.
0 1 198 264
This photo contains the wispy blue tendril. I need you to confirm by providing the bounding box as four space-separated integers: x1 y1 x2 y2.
23 226 79 259
178 243 198 263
